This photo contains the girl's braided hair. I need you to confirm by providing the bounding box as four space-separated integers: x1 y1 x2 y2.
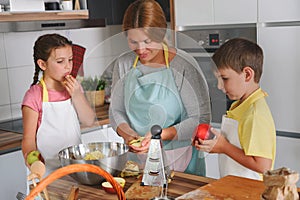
31 33 72 86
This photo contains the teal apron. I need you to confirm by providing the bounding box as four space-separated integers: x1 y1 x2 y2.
124 44 205 176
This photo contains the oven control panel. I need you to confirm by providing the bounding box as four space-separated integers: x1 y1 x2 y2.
209 33 220 46
176 26 256 51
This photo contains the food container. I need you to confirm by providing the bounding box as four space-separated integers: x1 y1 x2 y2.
58 142 129 185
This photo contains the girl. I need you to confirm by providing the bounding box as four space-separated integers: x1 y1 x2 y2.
22 34 95 171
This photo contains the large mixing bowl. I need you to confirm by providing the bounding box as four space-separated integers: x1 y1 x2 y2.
58 142 129 185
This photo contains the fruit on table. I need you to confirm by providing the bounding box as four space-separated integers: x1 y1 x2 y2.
102 177 126 194
27 150 42 165
129 137 145 147
194 123 214 141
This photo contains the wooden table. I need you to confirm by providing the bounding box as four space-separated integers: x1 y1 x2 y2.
39 172 216 200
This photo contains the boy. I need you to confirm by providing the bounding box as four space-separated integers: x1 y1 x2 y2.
193 38 276 180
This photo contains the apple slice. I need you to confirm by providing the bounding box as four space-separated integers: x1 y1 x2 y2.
102 177 125 194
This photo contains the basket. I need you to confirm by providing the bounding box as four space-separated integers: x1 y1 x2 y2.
25 163 125 200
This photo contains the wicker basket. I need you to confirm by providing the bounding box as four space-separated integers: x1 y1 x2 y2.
25 164 125 200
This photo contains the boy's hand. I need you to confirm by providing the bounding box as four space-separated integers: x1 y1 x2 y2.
193 128 227 153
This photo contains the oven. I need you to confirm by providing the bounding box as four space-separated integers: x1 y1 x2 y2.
176 24 257 124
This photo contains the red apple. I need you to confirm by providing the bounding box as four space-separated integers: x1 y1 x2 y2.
194 123 214 141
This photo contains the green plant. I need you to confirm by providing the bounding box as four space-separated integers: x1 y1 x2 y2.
97 79 106 91
81 76 106 91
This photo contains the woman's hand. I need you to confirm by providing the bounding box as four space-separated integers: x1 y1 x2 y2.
129 132 151 153
63 75 81 97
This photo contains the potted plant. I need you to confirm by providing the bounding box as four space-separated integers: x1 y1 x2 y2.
81 76 106 107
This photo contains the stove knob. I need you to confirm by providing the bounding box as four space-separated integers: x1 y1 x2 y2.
198 40 205 46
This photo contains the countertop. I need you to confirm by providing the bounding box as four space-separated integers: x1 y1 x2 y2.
0 104 110 155
0 10 89 22
34 171 216 199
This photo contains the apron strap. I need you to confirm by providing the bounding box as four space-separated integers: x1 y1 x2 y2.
39 78 49 102
162 43 169 68
133 43 170 68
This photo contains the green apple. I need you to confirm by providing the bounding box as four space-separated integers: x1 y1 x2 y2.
26 150 41 165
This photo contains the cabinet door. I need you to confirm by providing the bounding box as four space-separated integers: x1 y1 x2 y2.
258 0 300 22
0 151 27 199
275 136 300 187
174 0 213 26
258 25 300 133
214 0 257 24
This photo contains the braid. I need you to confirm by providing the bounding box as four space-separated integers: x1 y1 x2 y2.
31 33 72 86
31 63 40 86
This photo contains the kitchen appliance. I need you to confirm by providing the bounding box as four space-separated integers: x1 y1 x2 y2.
0 118 23 134
44 1 60 10
87 0 170 25
176 24 257 124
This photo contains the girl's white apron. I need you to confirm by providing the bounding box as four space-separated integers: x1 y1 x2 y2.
27 79 81 194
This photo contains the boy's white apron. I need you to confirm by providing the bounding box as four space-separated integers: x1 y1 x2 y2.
218 115 260 180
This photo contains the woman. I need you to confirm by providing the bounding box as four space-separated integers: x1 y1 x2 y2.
109 0 211 176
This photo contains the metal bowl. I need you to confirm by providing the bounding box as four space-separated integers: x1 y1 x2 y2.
58 142 129 185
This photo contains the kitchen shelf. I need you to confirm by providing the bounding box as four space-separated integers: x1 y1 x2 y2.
0 10 89 22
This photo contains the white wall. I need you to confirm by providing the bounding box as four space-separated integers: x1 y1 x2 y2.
0 25 126 122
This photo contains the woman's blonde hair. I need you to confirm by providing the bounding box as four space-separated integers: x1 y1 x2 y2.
122 0 167 43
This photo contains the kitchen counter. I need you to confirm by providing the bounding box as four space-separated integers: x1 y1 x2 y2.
0 104 110 155
34 171 216 199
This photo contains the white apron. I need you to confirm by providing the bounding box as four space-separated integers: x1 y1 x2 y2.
37 79 81 174
218 115 260 180
26 79 81 194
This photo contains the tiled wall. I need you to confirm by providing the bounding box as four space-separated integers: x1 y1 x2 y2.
0 25 127 122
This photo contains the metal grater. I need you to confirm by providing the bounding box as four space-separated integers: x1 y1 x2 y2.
141 125 173 200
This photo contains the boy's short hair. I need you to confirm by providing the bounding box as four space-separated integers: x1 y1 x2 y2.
212 38 263 83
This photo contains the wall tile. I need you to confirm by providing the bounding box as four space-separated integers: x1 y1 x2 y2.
11 103 22 119
83 56 116 78
0 105 12 122
0 68 10 105
0 33 6 69
4 31 38 68
7 66 34 104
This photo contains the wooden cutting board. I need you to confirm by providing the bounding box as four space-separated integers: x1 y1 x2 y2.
125 177 160 200
176 175 265 200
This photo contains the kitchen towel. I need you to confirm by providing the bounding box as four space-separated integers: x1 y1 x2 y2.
71 44 86 77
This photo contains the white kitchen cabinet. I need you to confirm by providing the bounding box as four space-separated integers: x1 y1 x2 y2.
0 150 27 199
214 0 257 25
258 0 300 22
81 126 124 144
174 0 213 27
258 24 300 133
174 0 257 27
275 136 300 187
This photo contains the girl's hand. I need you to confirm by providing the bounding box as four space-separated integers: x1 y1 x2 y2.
63 75 81 97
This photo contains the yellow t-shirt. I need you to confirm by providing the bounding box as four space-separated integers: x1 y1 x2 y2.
226 88 276 168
